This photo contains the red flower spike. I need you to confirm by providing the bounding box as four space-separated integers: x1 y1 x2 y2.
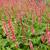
29 0 40 17
41 35 46 43
8 18 16 41
47 31 50 45
39 0 46 15
48 37 50 45
8 18 14 33
11 33 16 41
31 26 35 35
2 17 10 38
38 16 42 24
29 40 34 50
46 24 50 45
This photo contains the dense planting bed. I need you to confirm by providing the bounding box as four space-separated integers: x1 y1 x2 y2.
0 0 50 50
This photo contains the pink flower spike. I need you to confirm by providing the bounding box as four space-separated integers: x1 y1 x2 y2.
11 33 16 41
41 35 46 43
31 26 35 35
2 17 10 38
8 18 16 41
48 38 50 45
29 40 34 50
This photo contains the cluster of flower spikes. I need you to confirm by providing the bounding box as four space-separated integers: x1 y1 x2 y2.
0 0 50 49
